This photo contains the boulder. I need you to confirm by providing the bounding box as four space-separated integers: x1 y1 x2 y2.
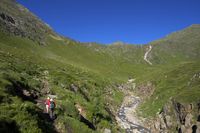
154 118 160 130
70 84 78 92
104 128 111 133
41 80 50 94
22 89 30 97
165 115 173 128
184 113 193 128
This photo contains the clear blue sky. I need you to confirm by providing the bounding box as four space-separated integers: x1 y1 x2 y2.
17 0 200 44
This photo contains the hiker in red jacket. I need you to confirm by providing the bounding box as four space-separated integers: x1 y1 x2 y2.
45 97 50 113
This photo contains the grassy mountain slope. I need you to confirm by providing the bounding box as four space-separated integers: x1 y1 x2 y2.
149 24 200 64
137 61 200 116
0 0 200 132
0 31 125 132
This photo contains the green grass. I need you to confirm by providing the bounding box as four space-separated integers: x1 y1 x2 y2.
0 31 127 132
138 61 200 117
1 1 200 132
0 24 200 132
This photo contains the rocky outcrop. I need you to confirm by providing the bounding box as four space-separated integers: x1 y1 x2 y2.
75 103 96 130
0 0 55 45
117 78 136 92
41 80 50 94
136 82 155 99
146 100 200 133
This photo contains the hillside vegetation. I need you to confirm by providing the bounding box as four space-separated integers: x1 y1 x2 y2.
0 31 127 132
0 0 200 132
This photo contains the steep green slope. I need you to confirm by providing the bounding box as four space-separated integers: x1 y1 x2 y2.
0 30 150 81
44 39 148 81
0 31 125 132
149 24 200 64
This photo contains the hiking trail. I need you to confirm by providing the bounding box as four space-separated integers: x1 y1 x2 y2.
144 45 152 65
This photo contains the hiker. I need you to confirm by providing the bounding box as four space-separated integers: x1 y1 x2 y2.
49 98 56 119
45 97 50 113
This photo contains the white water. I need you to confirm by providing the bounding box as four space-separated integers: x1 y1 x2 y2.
116 95 151 133
144 45 152 65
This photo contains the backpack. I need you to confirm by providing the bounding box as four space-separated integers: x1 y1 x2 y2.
50 101 55 109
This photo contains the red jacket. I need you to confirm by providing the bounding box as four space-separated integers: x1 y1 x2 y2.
45 99 50 106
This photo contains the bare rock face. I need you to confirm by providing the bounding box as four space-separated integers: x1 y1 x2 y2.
0 13 15 24
0 0 55 45
146 100 200 133
154 118 160 130
165 115 172 128
185 113 193 128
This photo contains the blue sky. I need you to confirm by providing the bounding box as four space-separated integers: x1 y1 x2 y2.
17 0 200 44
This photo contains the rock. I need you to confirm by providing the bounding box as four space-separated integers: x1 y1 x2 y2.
174 102 187 125
0 0 58 45
70 84 78 92
147 100 200 133
127 78 135 83
0 13 15 24
132 129 139 133
48 94 57 99
75 103 86 117
196 122 200 133
43 70 49 75
185 128 192 133
23 89 38 99
180 125 186 133
154 118 160 130
104 128 111 133
160 116 167 130
41 80 50 94
165 115 173 128
185 113 193 128
23 89 30 96
30 90 39 99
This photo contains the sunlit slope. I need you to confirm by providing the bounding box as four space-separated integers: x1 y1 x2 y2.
149 24 200 64
0 31 150 81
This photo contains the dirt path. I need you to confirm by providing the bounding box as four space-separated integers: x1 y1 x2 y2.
144 45 152 65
